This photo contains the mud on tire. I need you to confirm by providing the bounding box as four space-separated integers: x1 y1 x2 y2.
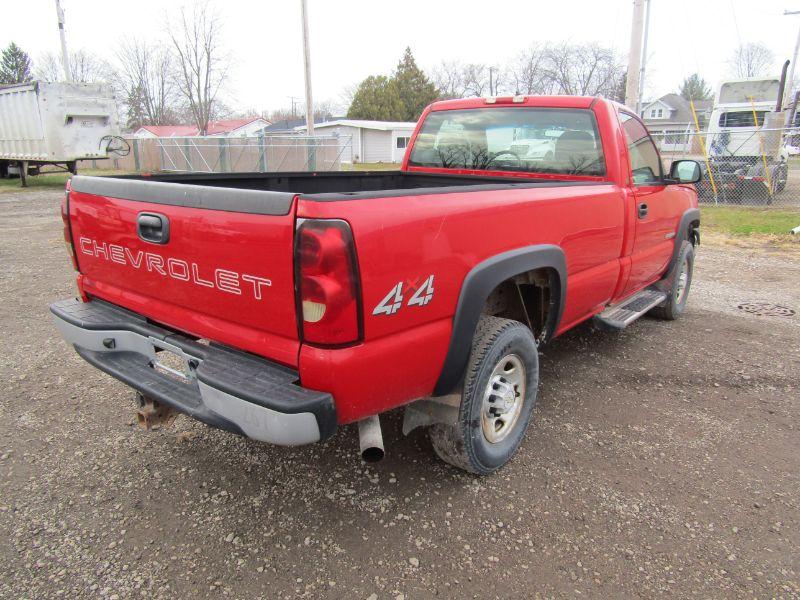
650 241 694 321
429 316 539 475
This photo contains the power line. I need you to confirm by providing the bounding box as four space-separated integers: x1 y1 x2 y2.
729 0 743 48
287 96 302 118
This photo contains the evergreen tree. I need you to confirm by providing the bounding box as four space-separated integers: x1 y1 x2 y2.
679 73 712 101
124 84 149 131
0 42 33 85
346 75 405 121
614 70 627 104
392 47 439 121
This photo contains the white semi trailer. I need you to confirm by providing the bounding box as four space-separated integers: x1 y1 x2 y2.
704 76 789 202
0 81 122 185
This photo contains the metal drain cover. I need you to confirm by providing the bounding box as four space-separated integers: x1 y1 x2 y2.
737 302 796 317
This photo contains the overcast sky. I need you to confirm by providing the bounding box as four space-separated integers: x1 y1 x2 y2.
3 0 800 114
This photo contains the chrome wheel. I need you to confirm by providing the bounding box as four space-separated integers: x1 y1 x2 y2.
675 255 690 304
481 354 526 443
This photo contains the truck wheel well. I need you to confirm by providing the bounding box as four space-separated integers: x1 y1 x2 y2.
689 219 700 246
432 244 566 396
481 268 559 344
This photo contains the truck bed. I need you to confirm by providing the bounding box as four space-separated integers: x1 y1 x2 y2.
111 170 597 199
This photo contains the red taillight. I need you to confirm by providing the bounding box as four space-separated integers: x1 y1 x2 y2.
295 219 361 346
61 180 79 271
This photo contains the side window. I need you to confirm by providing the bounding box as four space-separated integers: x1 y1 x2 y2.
620 112 662 185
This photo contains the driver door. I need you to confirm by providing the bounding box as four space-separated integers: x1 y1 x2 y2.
619 112 682 295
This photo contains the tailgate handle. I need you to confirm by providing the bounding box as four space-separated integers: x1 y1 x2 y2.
137 213 170 244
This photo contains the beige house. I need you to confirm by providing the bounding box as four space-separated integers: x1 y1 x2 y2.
641 94 712 153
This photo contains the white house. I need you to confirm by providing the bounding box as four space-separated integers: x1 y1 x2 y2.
295 119 418 163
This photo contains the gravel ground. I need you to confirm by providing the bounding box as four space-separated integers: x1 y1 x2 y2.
1 189 798 599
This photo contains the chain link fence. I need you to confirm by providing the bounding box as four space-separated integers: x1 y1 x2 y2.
651 127 799 207
97 134 353 174
88 128 800 208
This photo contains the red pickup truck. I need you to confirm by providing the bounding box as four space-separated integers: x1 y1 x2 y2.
52 96 701 474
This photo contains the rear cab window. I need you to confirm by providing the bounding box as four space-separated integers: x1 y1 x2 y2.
407 107 606 177
619 112 663 185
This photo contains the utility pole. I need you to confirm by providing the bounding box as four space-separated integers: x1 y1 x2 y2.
300 0 314 135
55 0 71 82
636 0 652 114
287 95 302 118
784 10 800 111
489 67 494 96
624 0 646 112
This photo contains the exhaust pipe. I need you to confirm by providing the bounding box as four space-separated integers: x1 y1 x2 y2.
777 59 790 112
358 415 385 462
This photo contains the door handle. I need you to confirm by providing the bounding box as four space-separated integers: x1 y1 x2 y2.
637 203 648 218
137 212 170 244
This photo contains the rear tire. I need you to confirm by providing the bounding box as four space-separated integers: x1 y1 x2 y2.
429 316 539 475
650 241 694 320
774 163 788 194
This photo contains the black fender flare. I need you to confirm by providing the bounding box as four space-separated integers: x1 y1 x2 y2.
433 244 567 396
653 207 700 295
667 208 700 274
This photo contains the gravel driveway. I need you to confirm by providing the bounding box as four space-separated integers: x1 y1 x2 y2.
1 189 798 599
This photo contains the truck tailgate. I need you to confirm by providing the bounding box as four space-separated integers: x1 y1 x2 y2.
68 177 300 367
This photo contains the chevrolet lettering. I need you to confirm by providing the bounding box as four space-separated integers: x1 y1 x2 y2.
77 237 272 299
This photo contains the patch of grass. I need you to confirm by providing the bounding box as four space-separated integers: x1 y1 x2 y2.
700 205 800 237
0 168 138 194
349 162 400 171
0 172 69 193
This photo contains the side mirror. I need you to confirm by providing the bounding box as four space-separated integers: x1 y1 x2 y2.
668 160 702 184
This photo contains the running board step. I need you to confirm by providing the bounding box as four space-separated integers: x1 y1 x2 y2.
593 288 667 330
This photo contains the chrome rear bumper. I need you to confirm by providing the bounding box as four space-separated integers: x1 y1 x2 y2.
50 298 336 445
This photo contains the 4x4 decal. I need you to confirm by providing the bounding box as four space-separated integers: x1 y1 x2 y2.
373 275 435 316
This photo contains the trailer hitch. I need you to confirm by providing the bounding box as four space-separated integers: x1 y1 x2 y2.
134 392 177 430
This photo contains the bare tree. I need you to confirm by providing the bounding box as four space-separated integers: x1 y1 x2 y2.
339 83 358 112
115 39 178 129
432 61 469 99
544 43 623 96
168 2 229 135
314 99 338 120
431 61 500 98
34 53 62 82
36 49 114 83
265 100 336 126
427 42 622 101
728 43 775 78
462 63 490 97
265 107 295 123
507 44 553 95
